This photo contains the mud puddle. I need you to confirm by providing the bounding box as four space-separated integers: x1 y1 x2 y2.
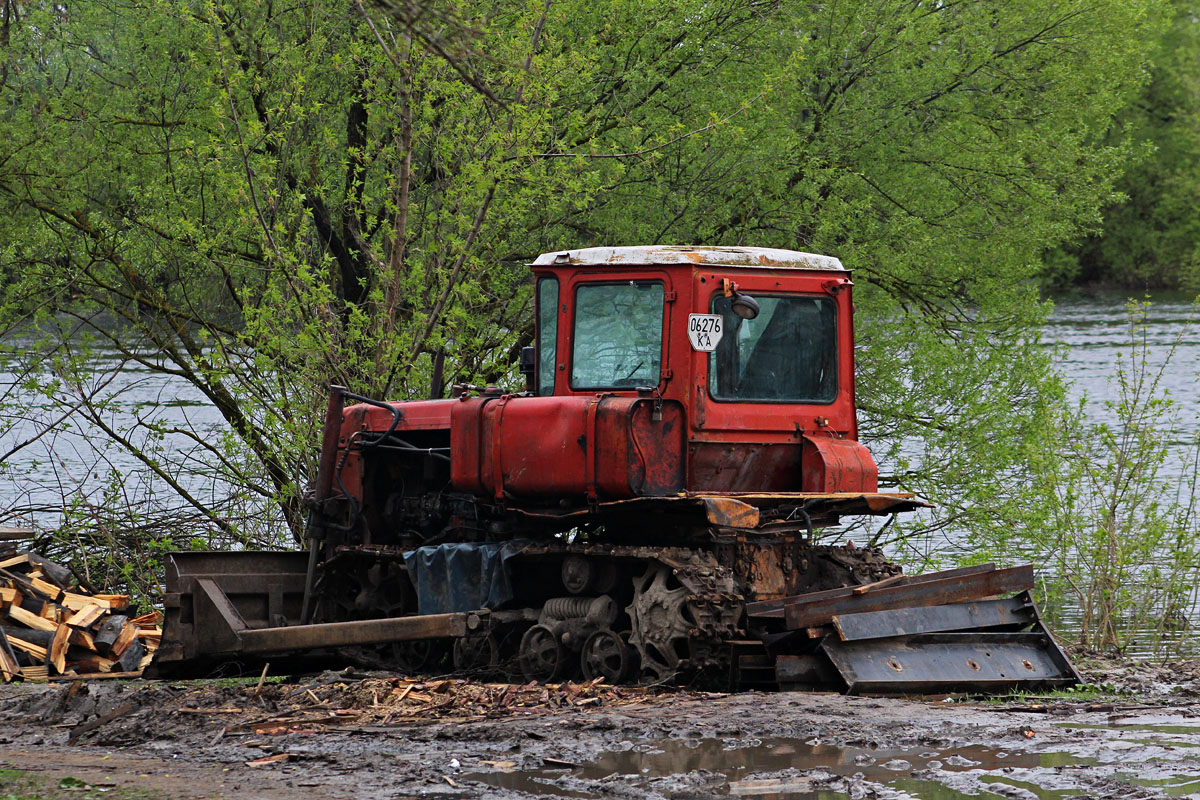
463 736 1090 799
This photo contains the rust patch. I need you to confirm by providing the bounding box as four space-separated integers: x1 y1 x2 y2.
702 497 760 528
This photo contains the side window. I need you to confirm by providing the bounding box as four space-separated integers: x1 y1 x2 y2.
571 282 665 389
537 277 559 395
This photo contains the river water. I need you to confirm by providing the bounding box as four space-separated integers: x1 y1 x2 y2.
1 293 1197 649
1046 292 1199 483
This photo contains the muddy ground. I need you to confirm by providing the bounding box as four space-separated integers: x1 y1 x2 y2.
1 658 1199 800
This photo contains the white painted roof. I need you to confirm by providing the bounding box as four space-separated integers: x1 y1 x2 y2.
531 245 844 271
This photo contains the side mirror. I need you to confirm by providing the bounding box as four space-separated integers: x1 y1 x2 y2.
519 346 536 393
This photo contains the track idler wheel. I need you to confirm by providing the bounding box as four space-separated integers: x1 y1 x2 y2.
390 639 448 675
519 624 567 681
626 564 695 683
453 633 500 673
580 629 633 684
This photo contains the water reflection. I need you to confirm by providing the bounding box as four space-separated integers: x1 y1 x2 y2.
464 737 1082 799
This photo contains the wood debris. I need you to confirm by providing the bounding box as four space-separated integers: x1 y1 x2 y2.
222 675 674 736
0 551 158 682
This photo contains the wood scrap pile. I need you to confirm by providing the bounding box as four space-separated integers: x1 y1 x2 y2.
184 677 697 741
258 675 683 729
356 676 657 720
0 552 159 682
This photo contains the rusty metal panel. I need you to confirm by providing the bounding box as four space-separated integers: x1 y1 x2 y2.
775 654 839 687
746 563 997 619
801 433 878 493
239 612 482 655
451 395 686 501
702 497 761 528
781 565 1033 630
688 443 805 493
832 596 1036 641
597 398 686 497
530 246 845 271
821 631 1079 694
160 552 310 664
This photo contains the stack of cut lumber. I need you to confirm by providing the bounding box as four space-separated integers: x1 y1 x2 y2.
0 552 160 682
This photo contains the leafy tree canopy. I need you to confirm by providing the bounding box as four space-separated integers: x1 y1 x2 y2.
0 0 1168 567
1049 0 1200 290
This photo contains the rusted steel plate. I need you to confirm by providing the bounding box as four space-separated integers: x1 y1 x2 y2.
821 630 1079 694
239 612 483 655
746 563 997 619
530 246 845 271
775 654 838 686
702 497 761 528
782 565 1032 630
508 492 930 527
832 596 1035 641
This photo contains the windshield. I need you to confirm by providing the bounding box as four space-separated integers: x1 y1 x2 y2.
571 282 664 389
708 294 837 403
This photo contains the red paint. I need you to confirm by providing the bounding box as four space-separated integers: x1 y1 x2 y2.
334 250 878 506
450 394 685 501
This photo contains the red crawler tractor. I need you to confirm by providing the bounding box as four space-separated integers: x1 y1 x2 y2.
156 247 1078 693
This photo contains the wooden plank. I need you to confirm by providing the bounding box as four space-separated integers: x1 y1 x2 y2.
69 701 134 743
0 586 21 608
0 554 29 570
0 527 34 541
20 665 49 681
0 628 20 682
67 655 117 673
783 565 1034 631
66 604 106 629
238 611 476 655
852 574 907 595
7 635 48 660
747 563 998 619
832 596 1035 641
28 576 63 603
115 638 144 672
0 569 52 602
49 625 71 674
92 594 129 611
95 615 129 654
2 625 52 647
49 670 143 682
70 629 97 651
110 623 139 658
26 555 72 588
7 603 58 632
62 593 112 612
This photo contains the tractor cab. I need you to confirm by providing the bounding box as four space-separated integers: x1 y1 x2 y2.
528 246 872 495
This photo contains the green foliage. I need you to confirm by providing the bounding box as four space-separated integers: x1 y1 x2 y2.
1052 0 1200 289
978 302 1200 655
0 0 1173 604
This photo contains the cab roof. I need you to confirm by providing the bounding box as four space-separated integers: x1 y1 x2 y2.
531 245 844 271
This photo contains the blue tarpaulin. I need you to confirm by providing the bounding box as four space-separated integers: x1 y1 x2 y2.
403 540 532 615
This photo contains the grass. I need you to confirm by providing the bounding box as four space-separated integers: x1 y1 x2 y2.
0 768 157 800
977 682 1134 705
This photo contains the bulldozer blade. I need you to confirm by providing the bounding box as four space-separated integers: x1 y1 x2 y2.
831 594 1038 641
157 551 310 667
782 564 1034 630
819 626 1081 695
155 551 487 673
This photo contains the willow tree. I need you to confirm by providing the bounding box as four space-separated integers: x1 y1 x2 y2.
0 0 1168 586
